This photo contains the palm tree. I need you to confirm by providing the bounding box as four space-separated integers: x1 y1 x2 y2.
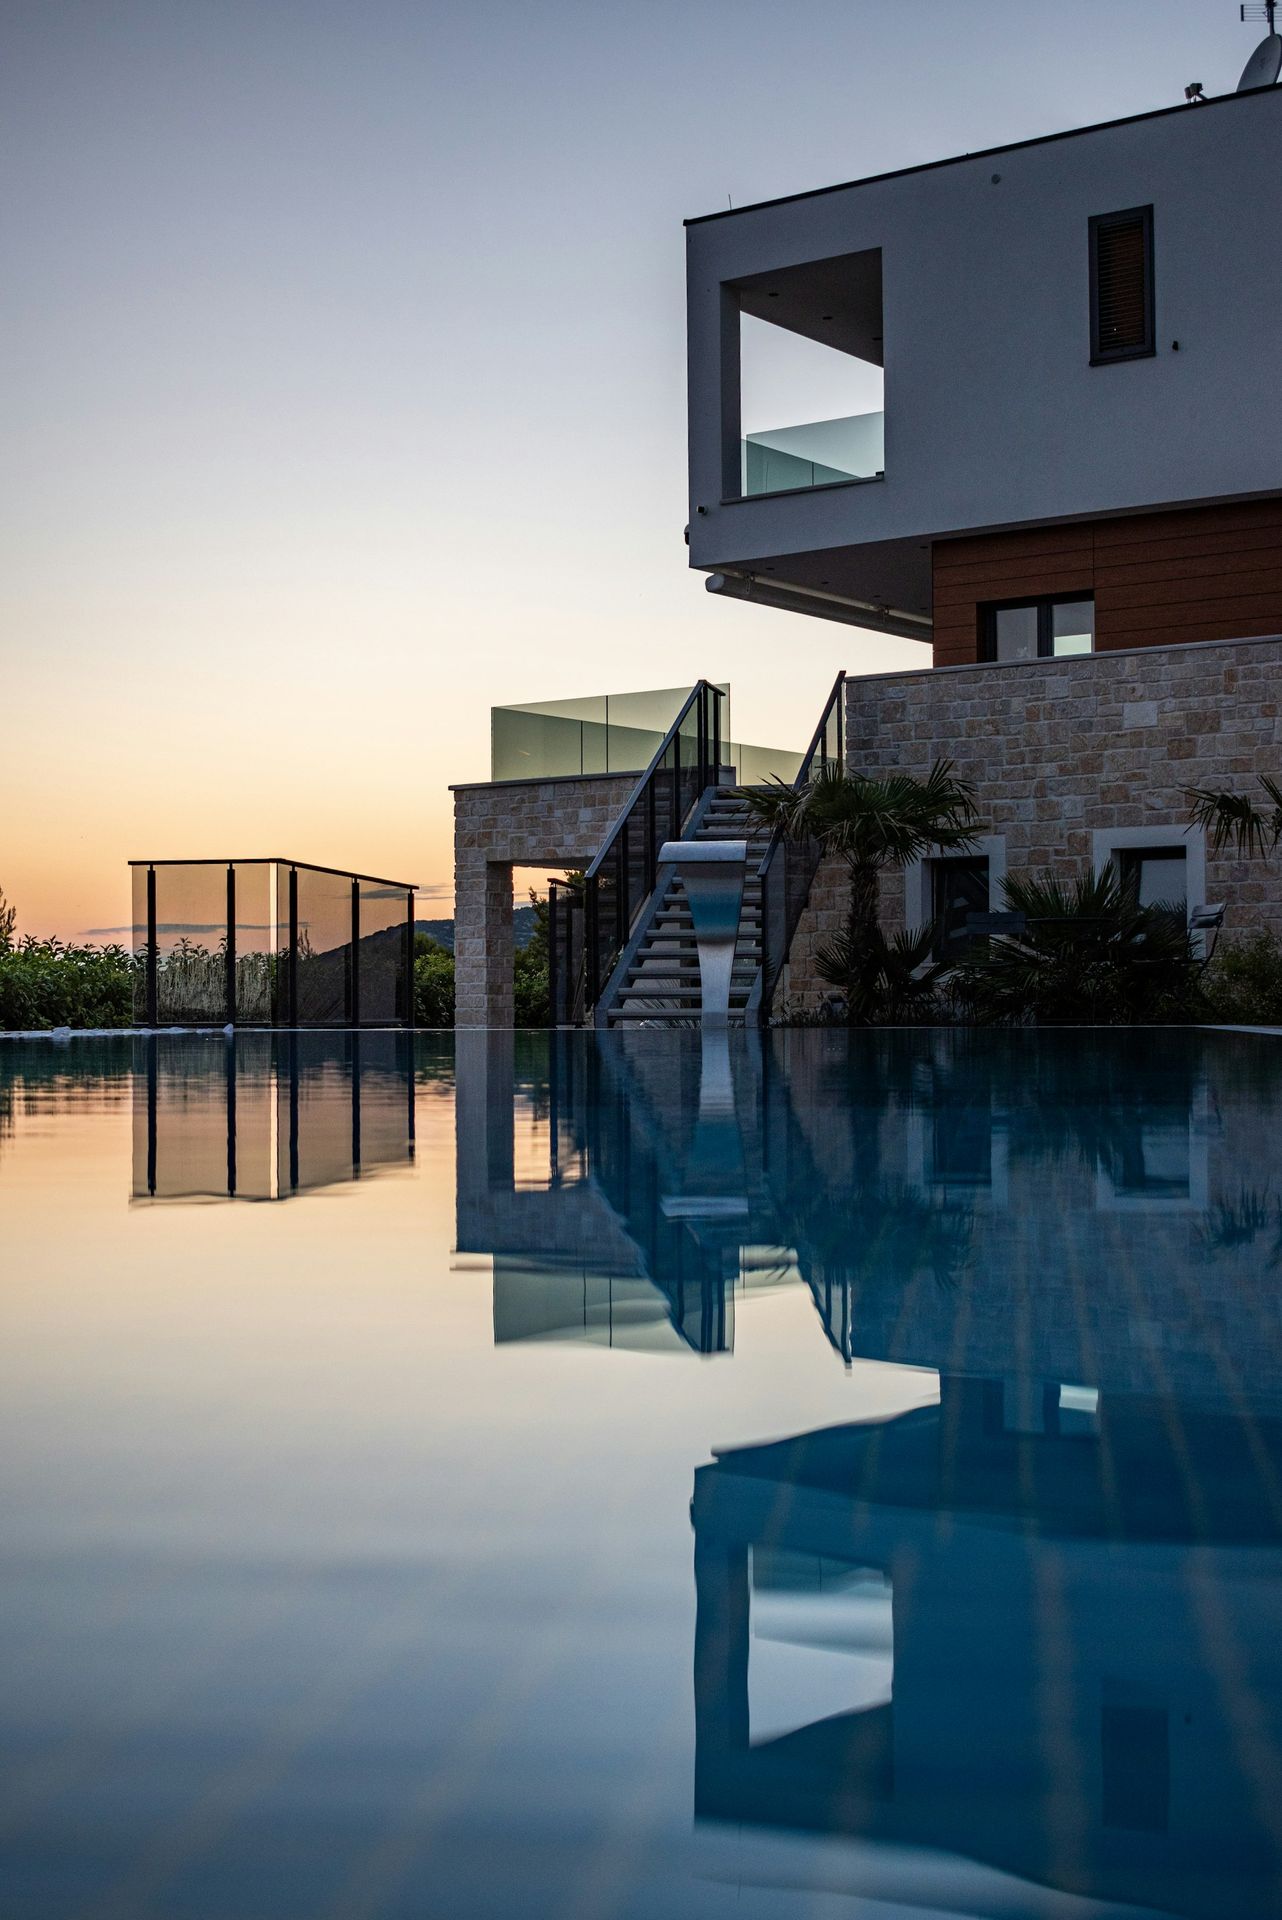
1188 775 1282 859
742 760 982 1023
953 866 1198 1026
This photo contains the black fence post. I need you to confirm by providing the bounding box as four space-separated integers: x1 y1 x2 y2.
671 730 681 842
288 867 298 1029
586 879 599 1011
146 866 158 1027
403 889 415 1029
646 780 657 896
548 883 561 1027
350 877 361 1028
225 863 236 1025
615 829 628 954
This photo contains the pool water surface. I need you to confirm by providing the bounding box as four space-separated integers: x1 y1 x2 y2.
2 1027 1282 1920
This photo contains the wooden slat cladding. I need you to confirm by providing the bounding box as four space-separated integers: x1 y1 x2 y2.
932 500 1282 666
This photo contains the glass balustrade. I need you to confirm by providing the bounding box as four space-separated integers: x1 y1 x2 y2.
742 410 885 497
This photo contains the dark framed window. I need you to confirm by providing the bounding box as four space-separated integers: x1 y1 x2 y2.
1090 206 1155 364
1116 846 1187 923
980 594 1094 663
931 855 989 961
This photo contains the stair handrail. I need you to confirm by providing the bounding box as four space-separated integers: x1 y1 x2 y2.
582 680 725 1017
749 670 847 1024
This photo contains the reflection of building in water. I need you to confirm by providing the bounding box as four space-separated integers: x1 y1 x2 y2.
457 1030 797 1354
456 1026 1282 1379
448 1026 1282 1909
131 1033 414 1201
693 1376 1282 1919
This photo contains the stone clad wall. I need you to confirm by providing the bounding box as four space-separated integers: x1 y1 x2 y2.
453 774 634 1027
783 634 1282 1012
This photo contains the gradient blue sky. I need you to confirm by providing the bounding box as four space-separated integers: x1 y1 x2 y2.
0 0 1252 935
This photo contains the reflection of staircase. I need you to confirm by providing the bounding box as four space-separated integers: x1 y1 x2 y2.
602 788 771 1027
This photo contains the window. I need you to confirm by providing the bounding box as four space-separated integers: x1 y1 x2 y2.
1090 206 1155 364
1116 845 1187 921
931 855 990 961
981 595 1094 662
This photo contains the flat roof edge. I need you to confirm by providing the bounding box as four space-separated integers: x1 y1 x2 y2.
684 86 1279 229
127 859 417 889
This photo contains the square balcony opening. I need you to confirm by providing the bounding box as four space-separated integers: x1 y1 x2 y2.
731 248 884 499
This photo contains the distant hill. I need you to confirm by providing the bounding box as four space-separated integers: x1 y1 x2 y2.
416 904 539 954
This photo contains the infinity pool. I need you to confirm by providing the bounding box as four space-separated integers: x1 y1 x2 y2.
3 1028 1282 1919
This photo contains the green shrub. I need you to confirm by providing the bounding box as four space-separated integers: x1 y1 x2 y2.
413 935 455 1027
0 938 136 1030
951 867 1203 1027
1201 930 1282 1026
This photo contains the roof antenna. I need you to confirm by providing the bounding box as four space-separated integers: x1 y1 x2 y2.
1238 1 1282 91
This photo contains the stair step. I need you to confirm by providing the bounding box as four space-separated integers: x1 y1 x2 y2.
617 989 754 1004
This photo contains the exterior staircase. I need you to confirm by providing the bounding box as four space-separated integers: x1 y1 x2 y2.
601 788 772 1026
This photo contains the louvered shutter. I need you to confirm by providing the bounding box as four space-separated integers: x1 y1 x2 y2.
1090 207 1154 362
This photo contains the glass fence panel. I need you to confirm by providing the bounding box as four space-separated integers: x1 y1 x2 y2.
733 742 804 786
154 864 228 1025
601 721 665 772
742 411 885 498
232 862 274 1024
131 866 151 1023
295 868 352 1025
274 863 294 1025
358 883 409 1026
580 718 610 776
677 699 703 826
492 707 586 781
604 686 696 773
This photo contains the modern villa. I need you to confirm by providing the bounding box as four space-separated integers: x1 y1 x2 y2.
455 81 1282 1025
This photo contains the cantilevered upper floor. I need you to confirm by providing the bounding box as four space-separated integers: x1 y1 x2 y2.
685 85 1282 647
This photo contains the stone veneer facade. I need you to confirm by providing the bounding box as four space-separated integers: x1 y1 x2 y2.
453 773 635 1027
784 633 1282 1012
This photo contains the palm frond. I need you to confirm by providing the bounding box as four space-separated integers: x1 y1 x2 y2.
1188 783 1277 858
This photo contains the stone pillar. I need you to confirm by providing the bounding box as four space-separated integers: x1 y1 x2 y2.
454 856 513 1028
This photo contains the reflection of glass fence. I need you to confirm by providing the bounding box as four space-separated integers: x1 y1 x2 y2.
742 410 885 497
129 859 416 1028
131 1032 415 1201
491 682 800 785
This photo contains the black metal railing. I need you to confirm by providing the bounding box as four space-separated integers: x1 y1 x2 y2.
547 876 586 1028
577 680 725 1021
129 858 416 1029
750 670 846 1025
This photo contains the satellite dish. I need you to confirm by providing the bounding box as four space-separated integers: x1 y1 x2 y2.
1237 31 1282 90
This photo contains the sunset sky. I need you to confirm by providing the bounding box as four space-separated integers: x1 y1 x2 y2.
1 0 1245 940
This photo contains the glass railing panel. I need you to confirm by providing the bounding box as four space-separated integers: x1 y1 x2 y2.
295 867 352 1025
131 865 151 1023
733 742 803 786
742 411 885 498
154 863 228 1025
491 707 587 781
358 881 410 1026
232 862 274 1024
